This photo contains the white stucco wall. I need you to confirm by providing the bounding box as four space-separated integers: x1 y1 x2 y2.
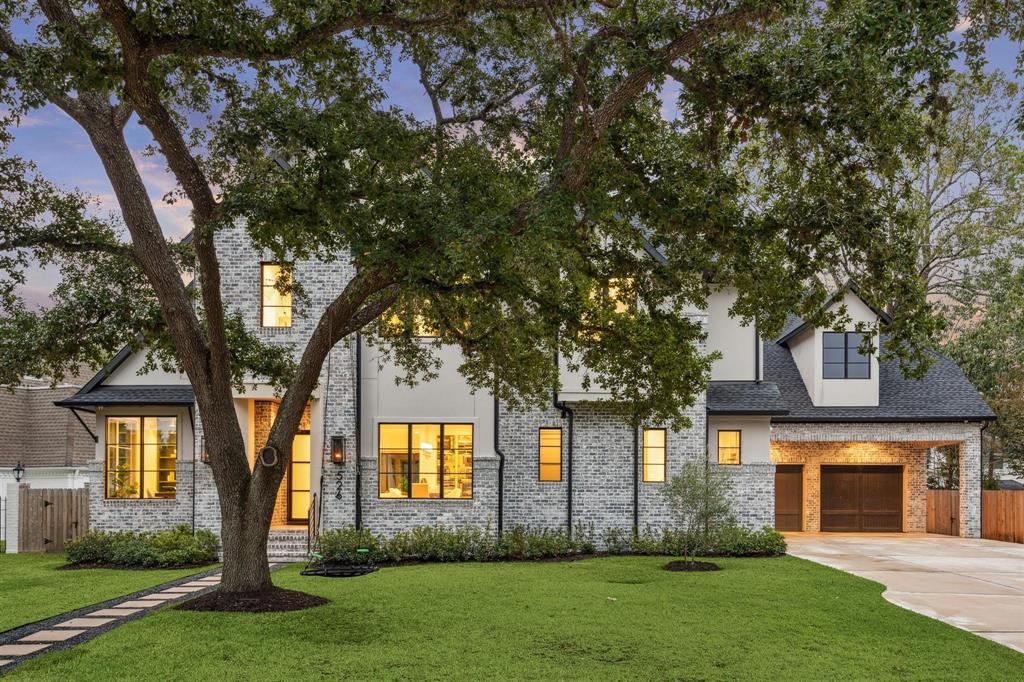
103 349 190 386
707 416 772 464
706 288 759 381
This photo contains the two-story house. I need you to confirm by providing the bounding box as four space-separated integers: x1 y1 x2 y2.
54 227 994 558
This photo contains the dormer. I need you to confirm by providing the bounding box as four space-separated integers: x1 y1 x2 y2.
777 285 889 407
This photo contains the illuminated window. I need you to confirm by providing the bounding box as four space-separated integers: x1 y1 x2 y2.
606 278 634 313
823 331 871 379
539 427 562 481
261 263 293 327
378 423 472 499
388 309 438 338
643 428 666 482
717 430 741 465
105 416 177 499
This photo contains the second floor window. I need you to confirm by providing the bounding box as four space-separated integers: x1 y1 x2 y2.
642 428 666 482
538 427 562 481
261 263 293 328
823 331 870 379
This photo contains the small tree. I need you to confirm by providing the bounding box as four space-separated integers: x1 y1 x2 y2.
662 462 734 567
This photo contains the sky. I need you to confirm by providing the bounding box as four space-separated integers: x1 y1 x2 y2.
6 28 1022 309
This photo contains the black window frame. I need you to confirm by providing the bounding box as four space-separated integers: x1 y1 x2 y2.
260 261 293 328
104 415 179 500
538 427 563 482
642 428 667 483
717 429 741 466
822 331 871 379
377 422 474 499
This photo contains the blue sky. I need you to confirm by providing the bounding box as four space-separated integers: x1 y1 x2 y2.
9 33 1021 308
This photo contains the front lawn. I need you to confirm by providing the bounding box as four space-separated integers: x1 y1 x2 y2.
8 555 1022 680
0 553 214 632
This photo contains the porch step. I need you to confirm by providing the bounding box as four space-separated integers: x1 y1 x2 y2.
266 530 310 561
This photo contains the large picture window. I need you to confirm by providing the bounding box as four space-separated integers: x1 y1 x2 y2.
823 331 871 379
378 423 472 499
261 263 293 327
105 416 177 499
717 430 741 465
642 428 666 482
538 427 563 481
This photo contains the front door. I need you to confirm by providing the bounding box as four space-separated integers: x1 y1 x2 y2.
287 431 311 524
820 465 902 532
774 465 803 531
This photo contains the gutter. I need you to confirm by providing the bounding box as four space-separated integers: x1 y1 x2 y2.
355 332 363 530
493 396 506 536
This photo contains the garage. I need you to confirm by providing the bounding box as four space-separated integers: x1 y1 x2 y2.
820 465 903 532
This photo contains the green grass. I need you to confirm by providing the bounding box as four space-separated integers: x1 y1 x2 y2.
7 556 1023 680
0 553 214 632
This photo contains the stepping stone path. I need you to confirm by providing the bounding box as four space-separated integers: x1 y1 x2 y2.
0 566 245 674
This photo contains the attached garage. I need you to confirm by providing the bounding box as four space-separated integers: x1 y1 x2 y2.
820 465 903 532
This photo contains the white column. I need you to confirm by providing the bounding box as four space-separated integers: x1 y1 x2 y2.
4 482 22 553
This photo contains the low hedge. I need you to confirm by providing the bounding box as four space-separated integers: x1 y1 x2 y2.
319 524 784 565
66 525 219 568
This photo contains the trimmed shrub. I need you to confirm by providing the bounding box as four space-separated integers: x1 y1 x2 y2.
319 527 379 564
713 526 786 557
66 525 219 568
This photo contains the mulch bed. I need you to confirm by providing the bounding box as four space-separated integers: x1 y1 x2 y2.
178 586 329 613
663 560 721 572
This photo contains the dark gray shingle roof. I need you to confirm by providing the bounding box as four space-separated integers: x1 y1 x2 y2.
707 381 789 415
763 340 995 422
55 385 195 408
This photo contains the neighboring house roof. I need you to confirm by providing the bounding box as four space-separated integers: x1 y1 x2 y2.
54 385 196 408
0 372 95 468
763 340 995 423
706 381 789 416
776 282 893 347
996 479 1024 491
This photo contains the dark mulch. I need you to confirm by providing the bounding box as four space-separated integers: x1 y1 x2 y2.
663 560 721 572
178 586 329 613
57 562 211 571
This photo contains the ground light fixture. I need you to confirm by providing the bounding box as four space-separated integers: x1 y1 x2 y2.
331 436 346 464
13 460 24 482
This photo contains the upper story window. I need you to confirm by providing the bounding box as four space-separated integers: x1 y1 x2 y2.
538 427 563 481
642 428 666 482
261 263 293 328
717 430 741 465
105 416 177 499
823 331 870 379
378 423 473 499
605 278 635 313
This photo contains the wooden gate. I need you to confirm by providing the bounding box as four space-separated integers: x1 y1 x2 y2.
926 489 959 536
18 488 90 552
982 491 1024 544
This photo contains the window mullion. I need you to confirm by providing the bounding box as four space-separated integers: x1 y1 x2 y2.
440 424 446 500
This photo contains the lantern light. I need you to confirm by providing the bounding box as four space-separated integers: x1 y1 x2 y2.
331 436 346 464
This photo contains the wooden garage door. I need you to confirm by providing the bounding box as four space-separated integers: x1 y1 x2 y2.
775 465 803 531
820 465 902 532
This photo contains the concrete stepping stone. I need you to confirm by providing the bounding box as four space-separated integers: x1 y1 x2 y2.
0 660 12 667
56 618 115 628
90 608 142 617
0 644 50 657
137 594 175 601
118 600 163 608
161 586 206 593
20 630 84 643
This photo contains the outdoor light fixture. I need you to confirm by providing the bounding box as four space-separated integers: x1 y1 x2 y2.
13 460 24 482
330 436 347 464
200 438 210 464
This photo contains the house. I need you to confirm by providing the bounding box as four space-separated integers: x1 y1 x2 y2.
54 226 994 558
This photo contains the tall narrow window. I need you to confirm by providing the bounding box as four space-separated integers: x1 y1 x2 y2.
261 263 293 327
105 416 177 499
538 427 562 481
823 331 871 379
717 430 741 465
643 428 666 482
378 423 472 499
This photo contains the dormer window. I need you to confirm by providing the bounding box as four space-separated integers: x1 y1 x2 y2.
823 332 870 379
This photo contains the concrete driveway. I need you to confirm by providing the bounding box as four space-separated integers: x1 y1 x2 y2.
786 533 1024 654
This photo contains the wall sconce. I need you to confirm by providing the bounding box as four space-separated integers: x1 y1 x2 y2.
331 436 346 464
200 437 210 465
13 460 24 482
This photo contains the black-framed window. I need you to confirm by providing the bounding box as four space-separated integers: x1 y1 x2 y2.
105 416 177 499
538 427 562 481
260 262 293 328
378 423 473 499
823 331 871 379
717 430 741 465
642 428 666 482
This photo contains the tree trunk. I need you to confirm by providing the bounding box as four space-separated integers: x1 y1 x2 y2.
219 501 274 593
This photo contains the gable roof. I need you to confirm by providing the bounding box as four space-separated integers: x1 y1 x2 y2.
777 282 892 346
763 339 995 423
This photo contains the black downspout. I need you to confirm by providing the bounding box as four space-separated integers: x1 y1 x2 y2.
754 322 761 382
355 332 363 530
633 423 639 537
551 363 574 538
493 396 505 536
188 404 196 534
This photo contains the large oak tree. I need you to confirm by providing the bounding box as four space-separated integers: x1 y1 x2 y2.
0 1 958 597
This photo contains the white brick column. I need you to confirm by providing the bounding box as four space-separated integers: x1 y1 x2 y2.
4 482 22 553
958 427 982 538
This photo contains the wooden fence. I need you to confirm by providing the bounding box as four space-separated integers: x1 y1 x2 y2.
926 489 1024 543
18 487 90 552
